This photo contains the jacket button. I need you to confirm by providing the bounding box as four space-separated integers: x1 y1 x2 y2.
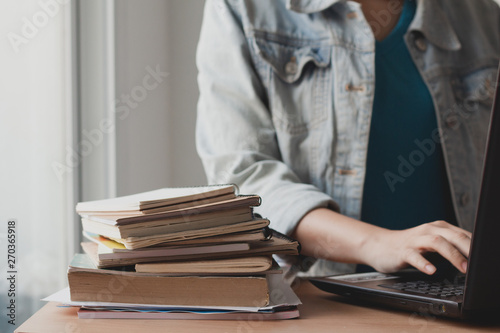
338 169 357 176
345 84 365 92
285 56 298 75
460 193 470 207
347 11 358 19
445 115 459 129
414 37 427 52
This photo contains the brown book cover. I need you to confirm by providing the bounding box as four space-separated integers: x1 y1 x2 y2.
107 219 270 250
130 227 272 247
81 227 298 267
82 195 261 226
68 254 269 307
76 185 237 214
81 207 254 239
135 256 274 274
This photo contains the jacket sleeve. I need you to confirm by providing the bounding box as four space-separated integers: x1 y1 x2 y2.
195 0 339 237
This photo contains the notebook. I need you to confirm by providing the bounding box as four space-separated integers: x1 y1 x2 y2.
310 67 500 320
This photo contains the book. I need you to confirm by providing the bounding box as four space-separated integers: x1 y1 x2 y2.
67 254 269 307
45 273 302 312
100 218 271 250
153 227 272 245
83 232 251 260
76 185 237 214
77 245 282 275
134 256 274 274
83 227 271 250
77 306 299 320
82 195 261 226
81 193 238 216
81 206 253 239
81 228 299 267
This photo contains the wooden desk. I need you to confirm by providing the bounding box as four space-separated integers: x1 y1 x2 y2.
15 280 500 333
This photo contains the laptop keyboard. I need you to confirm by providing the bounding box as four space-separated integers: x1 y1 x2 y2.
379 280 464 298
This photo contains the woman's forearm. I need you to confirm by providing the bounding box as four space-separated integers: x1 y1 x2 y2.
292 208 471 275
291 208 382 265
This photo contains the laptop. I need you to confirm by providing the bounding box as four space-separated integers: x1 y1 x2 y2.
310 66 500 320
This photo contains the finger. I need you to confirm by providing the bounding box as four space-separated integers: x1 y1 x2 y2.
422 235 468 273
424 221 472 257
435 228 472 258
430 220 472 239
403 249 436 275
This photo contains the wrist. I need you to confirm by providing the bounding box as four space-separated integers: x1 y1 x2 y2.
358 225 391 267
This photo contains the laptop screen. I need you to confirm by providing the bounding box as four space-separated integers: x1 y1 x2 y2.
463 66 500 313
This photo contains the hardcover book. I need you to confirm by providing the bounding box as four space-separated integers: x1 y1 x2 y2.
68 254 270 307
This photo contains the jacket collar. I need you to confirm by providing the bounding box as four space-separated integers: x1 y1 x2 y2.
287 0 461 51
409 0 461 51
286 0 340 14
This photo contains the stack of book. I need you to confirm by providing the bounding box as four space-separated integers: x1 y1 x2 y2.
65 185 301 319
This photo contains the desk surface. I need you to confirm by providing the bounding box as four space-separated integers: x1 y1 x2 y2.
15 280 500 333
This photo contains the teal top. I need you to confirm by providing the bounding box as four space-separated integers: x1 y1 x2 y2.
360 0 456 243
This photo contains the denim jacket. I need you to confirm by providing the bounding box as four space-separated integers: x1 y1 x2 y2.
196 0 500 276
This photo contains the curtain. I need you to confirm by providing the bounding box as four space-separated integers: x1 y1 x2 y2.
0 1 74 331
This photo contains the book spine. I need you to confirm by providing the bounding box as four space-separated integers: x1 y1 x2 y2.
270 229 301 254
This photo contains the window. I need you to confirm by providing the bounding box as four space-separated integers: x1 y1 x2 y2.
1 1 78 331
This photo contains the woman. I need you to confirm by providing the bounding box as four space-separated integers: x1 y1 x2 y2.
196 0 500 276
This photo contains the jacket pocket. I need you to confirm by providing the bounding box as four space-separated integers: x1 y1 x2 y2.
250 35 332 134
454 67 497 111
453 67 498 154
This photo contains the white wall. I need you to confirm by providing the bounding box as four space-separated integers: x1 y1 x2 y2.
167 0 207 188
115 0 206 196
79 0 117 201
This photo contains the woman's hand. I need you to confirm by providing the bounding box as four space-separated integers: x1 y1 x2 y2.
360 220 472 275
293 209 472 275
